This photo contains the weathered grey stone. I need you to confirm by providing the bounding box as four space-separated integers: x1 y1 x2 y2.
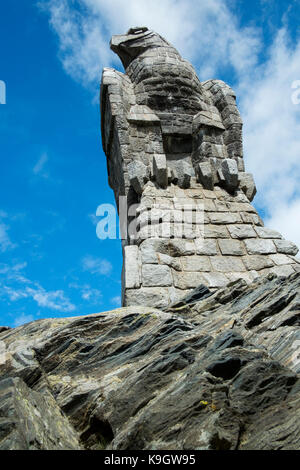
175 161 193 189
166 239 196 256
128 160 149 194
173 271 206 289
123 245 141 288
243 255 274 271
255 227 282 239
205 225 229 238
270 265 295 277
0 378 81 450
275 240 299 256
210 256 246 272
157 253 182 271
209 212 241 224
219 239 245 256
221 158 239 192
153 154 168 188
201 272 229 288
269 254 295 266
196 162 214 190
239 172 257 202
181 256 211 272
142 264 172 287
245 239 277 255
125 287 170 308
195 238 218 255
228 224 257 239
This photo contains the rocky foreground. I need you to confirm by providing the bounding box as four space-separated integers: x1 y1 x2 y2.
0 272 299 450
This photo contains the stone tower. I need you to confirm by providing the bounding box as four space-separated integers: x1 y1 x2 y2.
100 27 299 309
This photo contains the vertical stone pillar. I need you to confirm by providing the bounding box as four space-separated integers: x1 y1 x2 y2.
100 27 299 309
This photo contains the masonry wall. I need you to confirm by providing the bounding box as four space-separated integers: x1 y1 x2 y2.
122 180 299 308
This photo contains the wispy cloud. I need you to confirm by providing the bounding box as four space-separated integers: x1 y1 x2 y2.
0 212 16 252
81 255 112 275
33 152 49 178
0 262 75 313
40 0 260 85
238 27 300 246
110 295 121 307
69 281 103 303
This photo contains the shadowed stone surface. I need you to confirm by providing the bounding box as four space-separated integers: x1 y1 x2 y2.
0 272 299 450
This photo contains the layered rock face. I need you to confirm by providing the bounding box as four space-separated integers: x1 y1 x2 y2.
100 27 299 309
0 273 299 450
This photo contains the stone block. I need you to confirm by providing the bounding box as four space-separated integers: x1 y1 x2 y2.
239 172 257 202
142 264 173 287
195 239 218 255
201 272 229 288
181 256 211 272
210 256 246 272
209 212 241 224
175 161 193 189
228 225 257 239
123 245 141 288
196 162 214 190
255 227 282 239
245 239 277 255
124 287 170 308
173 271 206 290
242 255 274 271
140 239 160 264
218 239 245 256
269 265 295 277
203 199 216 212
128 160 149 194
274 240 299 256
205 225 229 238
269 254 295 266
157 253 182 271
153 154 168 188
166 239 196 256
221 158 239 192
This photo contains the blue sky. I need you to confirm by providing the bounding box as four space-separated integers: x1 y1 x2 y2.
0 0 300 327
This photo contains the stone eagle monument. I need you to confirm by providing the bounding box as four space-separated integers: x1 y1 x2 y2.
100 27 299 308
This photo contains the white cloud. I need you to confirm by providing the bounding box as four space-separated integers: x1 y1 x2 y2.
33 152 49 178
26 287 75 312
239 28 300 232
0 262 75 313
0 223 16 252
81 255 112 275
0 212 16 252
69 282 103 303
41 0 260 84
110 295 121 307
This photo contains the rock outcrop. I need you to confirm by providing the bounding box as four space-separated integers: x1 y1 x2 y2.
100 27 299 309
0 272 299 450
